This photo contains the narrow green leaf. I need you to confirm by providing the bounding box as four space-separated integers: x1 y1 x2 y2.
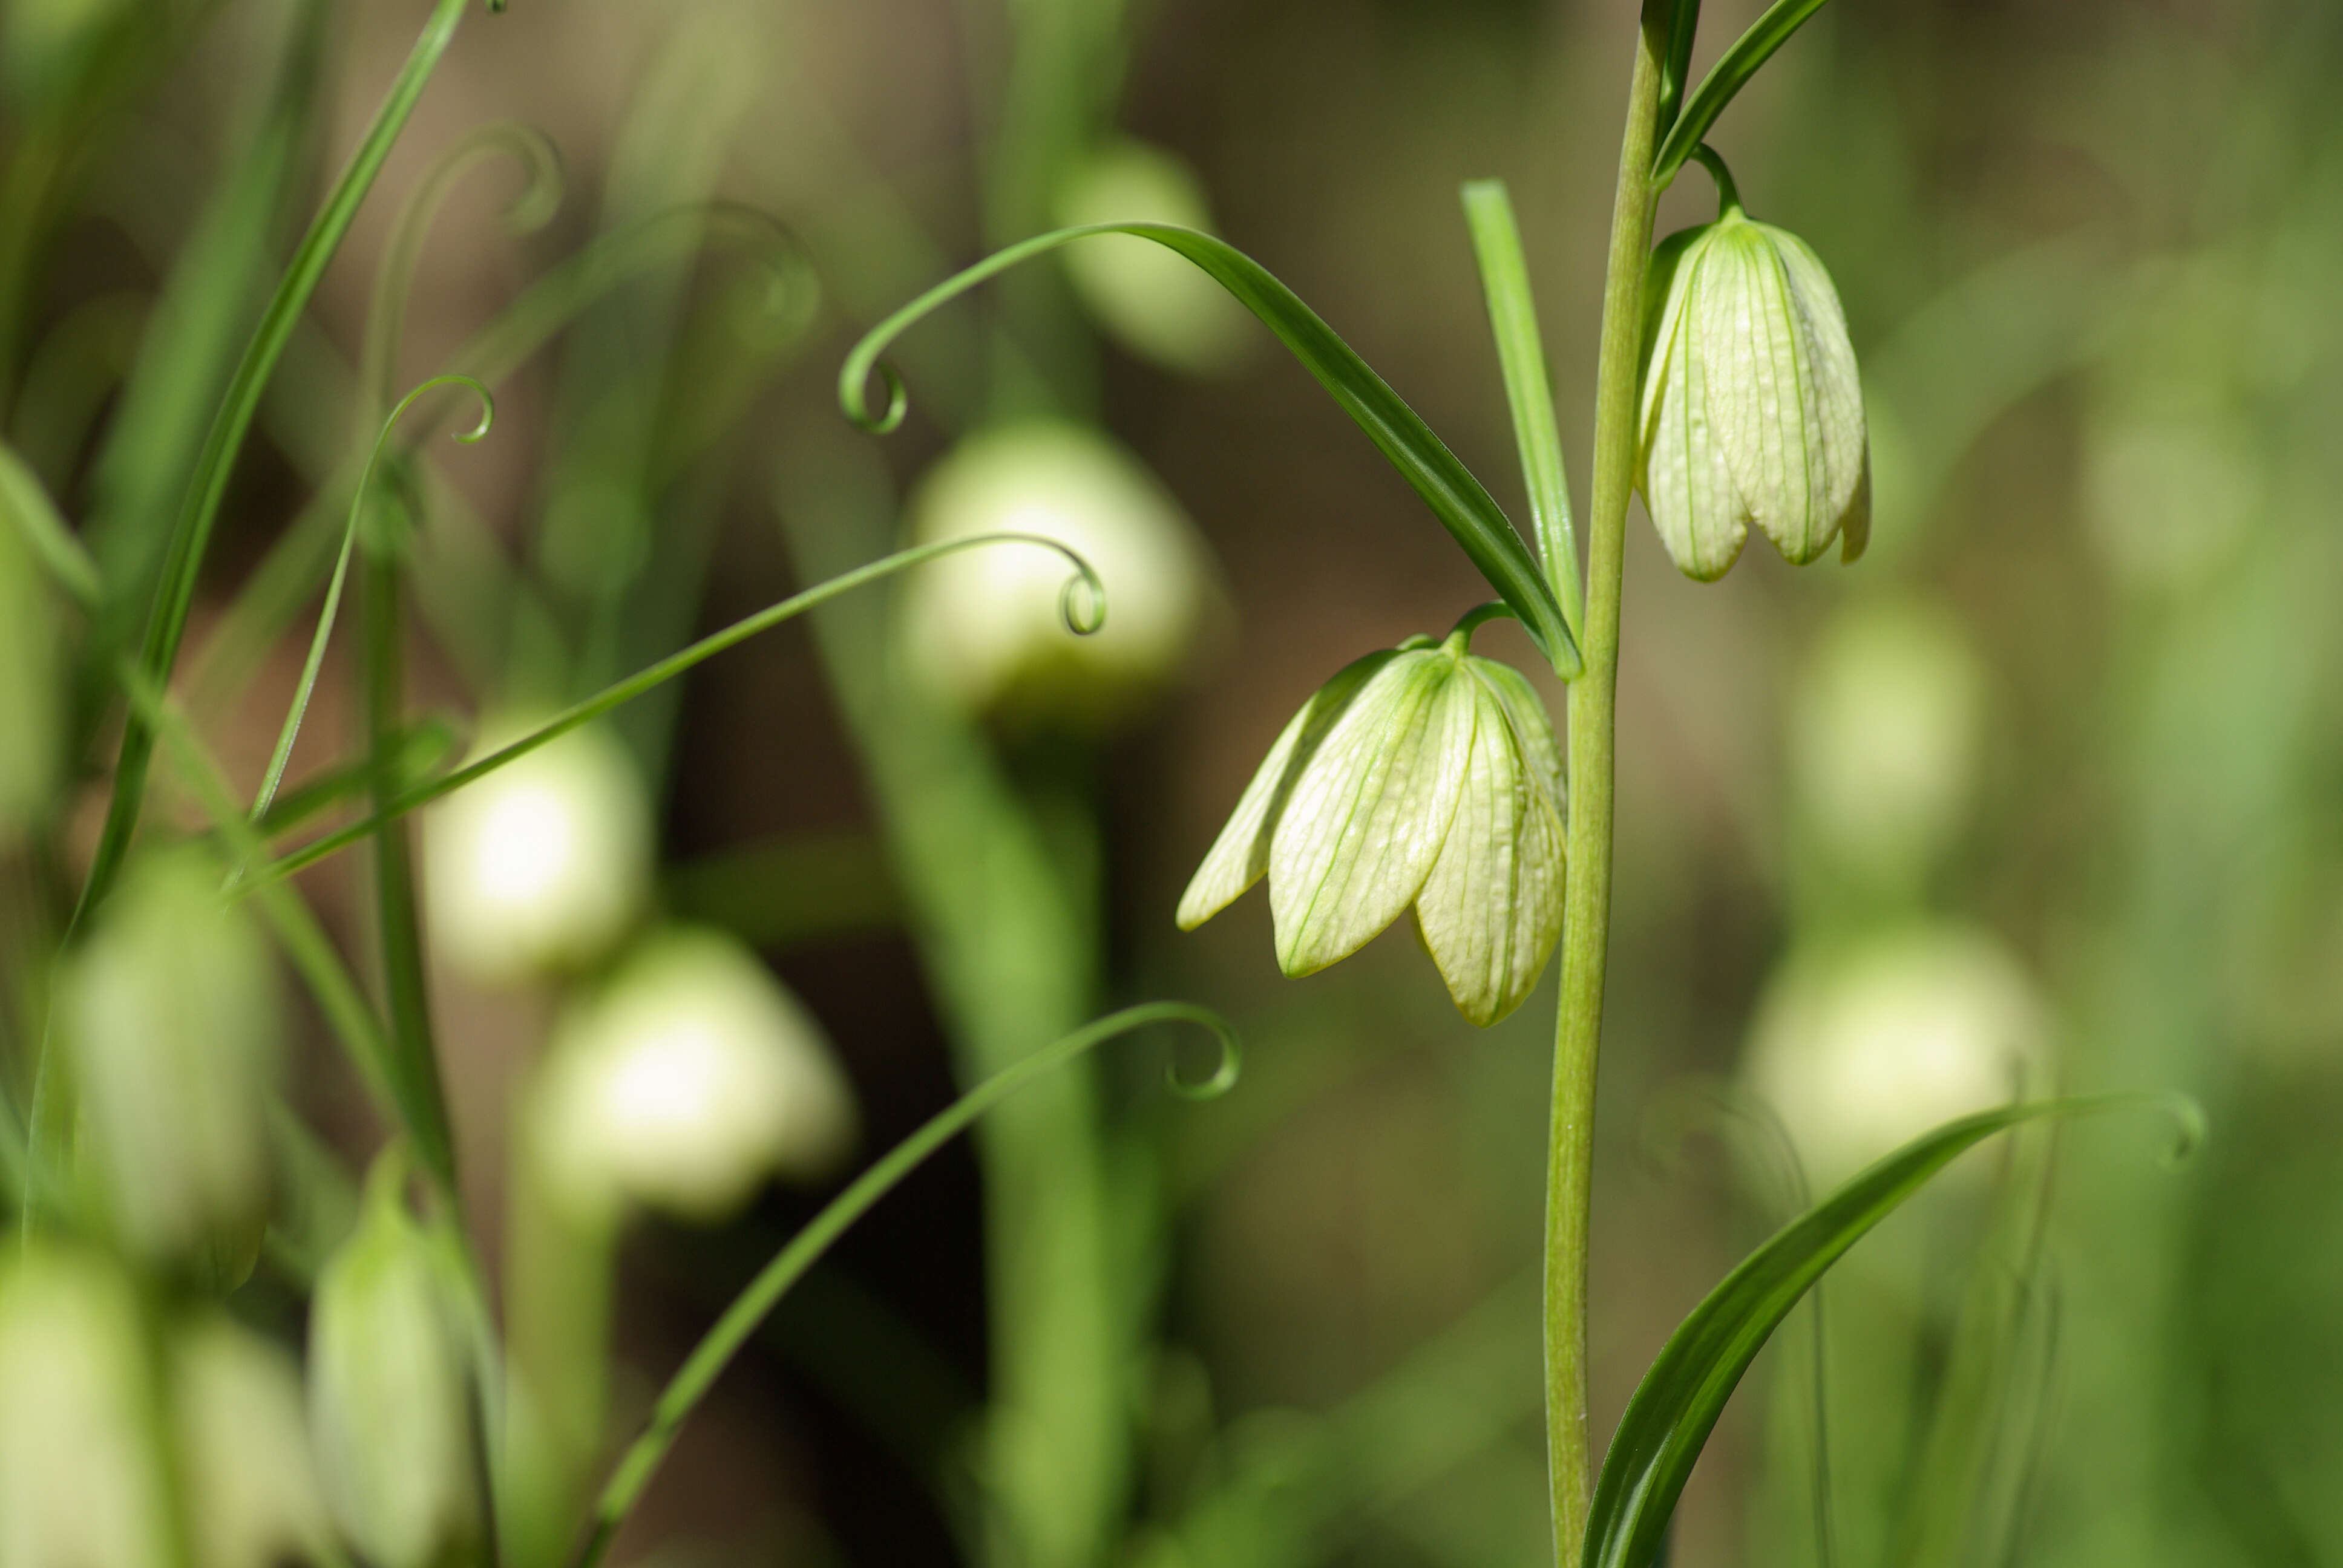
1652 0 1837 188
571 1001 1239 1568
78 0 478 924
245 532 1106 887
1655 0 1705 146
1460 181 1582 638
839 223 1582 679
1582 1093 2199 1568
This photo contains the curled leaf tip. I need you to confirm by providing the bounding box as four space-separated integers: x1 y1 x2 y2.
839 358 908 434
1057 566 1108 638
1163 1009 1243 1100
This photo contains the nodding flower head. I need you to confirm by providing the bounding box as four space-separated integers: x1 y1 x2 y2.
1637 206 1870 581
1178 626 1565 1027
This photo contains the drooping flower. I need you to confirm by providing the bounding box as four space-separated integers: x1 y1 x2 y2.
1053 139 1252 376
528 926 859 1226
1637 206 1870 581
61 846 280 1276
424 716 652 985
307 1156 479 1568
1178 631 1565 1026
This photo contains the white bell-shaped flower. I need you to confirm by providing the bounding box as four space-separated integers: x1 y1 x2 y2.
1638 209 1870 580
307 1158 479 1568
61 846 280 1272
1054 139 1251 376
170 1316 331 1568
424 717 652 984
530 927 859 1226
1741 923 2048 1191
1180 632 1565 1026
0 1246 172 1568
898 421 1216 727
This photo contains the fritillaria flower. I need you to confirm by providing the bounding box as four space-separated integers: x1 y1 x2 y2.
1178 628 1565 1026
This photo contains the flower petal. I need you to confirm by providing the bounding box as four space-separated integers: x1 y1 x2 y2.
1269 650 1473 977
1464 655 1564 817
1176 650 1398 930
1642 235 1749 581
1412 670 1567 1026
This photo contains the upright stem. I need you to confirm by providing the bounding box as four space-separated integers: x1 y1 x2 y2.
1545 10 1665 1562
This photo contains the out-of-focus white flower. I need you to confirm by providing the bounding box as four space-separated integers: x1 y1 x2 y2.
1789 597 1987 882
1638 210 1870 580
0 486 62 844
61 847 280 1273
308 1158 478 1568
170 1316 330 1568
0 1246 172 1568
899 421 1216 727
1742 923 2049 1191
531 927 858 1226
2082 385 2259 593
1179 634 1567 1026
1054 139 1251 376
425 718 652 984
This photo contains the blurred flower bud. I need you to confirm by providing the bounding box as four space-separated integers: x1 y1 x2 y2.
1789 596 1987 884
61 846 280 1272
0 1246 172 1568
1054 139 1251 376
530 927 858 1226
1180 633 1565 1025
0 496 62 845
308 1157 479 1568
169 1316 330 1568
1637 209 1870 581
899 421 1217 728
1741 923 2048 1192
425 717 652 984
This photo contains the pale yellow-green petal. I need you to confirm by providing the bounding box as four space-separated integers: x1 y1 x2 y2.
1464 655 1564 817
1268 651 1473 977
1413 673 1566 1026
1175 650 1397 930
1642 232 1749 581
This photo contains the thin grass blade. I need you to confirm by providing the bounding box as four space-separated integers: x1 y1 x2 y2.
79 0 477 922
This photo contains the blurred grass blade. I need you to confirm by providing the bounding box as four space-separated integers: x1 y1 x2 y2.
0 441 99 606
1461 181 1581 637
79 0 478 922
572 1001 1240 1568
247 532 1105 885
1582 1094 2198 1568
839 223 1584 679
1651 0 1837 188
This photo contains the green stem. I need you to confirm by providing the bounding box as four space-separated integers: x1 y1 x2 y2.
361 529 457 1195
1547 10 1666 1564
